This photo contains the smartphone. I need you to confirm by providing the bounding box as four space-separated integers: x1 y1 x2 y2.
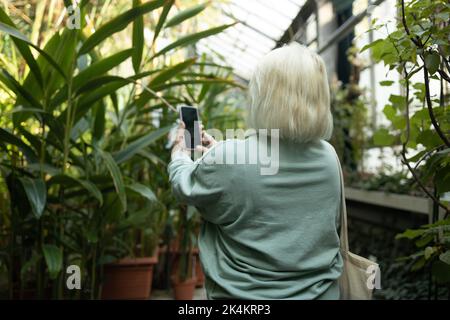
179 105 201 150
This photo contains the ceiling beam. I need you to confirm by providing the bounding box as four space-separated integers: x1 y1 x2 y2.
223 11 277 42
317 0 386 53
275 0 317 48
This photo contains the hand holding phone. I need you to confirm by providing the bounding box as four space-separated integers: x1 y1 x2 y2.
179 105 201 151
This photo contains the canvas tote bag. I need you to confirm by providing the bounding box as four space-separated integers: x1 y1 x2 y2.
334 153 379 300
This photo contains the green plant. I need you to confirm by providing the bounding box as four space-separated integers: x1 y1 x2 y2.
362 0 450 296
331 46 368 172
347 167 420 195
0 0 240 299
172 206 199 282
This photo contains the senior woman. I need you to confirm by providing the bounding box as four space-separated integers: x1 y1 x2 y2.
168 43 343 299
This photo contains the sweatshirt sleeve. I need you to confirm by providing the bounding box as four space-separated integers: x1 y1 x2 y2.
167 142 232 224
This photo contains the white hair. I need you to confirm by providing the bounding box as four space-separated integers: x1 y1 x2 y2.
247 42 333 143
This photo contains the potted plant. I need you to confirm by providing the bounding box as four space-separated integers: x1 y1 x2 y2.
170 206 198 300
0 0 241 300
100 187 163 300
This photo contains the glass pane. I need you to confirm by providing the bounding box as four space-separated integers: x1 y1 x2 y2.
197 0 310 80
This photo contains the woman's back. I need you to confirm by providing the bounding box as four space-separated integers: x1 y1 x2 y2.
168 134 343 299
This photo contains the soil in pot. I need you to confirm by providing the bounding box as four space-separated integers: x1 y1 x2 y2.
101 255 158 300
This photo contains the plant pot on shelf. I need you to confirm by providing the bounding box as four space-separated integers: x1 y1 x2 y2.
101 254 158 300
171 275 197 300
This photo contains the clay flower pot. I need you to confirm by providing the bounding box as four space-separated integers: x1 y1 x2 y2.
101 254 158 300
171 275 197 300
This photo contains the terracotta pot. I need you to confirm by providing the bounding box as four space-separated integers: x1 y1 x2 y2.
101 255 158 300
171 276 197 300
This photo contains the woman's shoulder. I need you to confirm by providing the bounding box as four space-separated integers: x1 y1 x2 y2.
192 139 246 191
318 139 337 153
197 138 247 166
317 140 340 177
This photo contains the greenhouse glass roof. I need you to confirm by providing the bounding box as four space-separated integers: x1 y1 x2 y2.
196 0 308 80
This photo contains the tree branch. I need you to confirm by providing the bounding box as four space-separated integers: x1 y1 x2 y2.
401 64 449 214
400 0 450 147
422 64 450 147
401 0 422 47
413 145 445 171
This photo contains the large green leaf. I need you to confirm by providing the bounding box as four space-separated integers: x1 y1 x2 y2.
49 49 133 110
164 2 208 28
113 125 173 164
12 29 77 125
152 78 244 91
49 174 104 206
0 7 43 88
135 76 241 108
18 177 46 219
0 128 39 163
96 148 127 212
16 125 44 156
126 182 157 202
76 75 127 95
93 102 106 141
150 58 197 87
373 128 396 146
424 52 440 75
45 29 78 95
133 58 197 107
152 23 236 58
75 49 133 89
78 0 165 55
61 72 159 127
0 22 66 80
75 71 160 97
132 0 144 73
152 0 174 44
0 68 43 110
42 244 63 280
396 228 425 240
70 78 130 124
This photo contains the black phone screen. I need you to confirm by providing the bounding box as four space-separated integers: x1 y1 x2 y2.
180 106 200 150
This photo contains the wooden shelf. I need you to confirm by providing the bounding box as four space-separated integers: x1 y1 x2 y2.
345 187 430 216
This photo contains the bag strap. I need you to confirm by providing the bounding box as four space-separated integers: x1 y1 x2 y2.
334 151 349 253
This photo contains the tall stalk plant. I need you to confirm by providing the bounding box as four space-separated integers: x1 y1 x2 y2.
0 0 240 299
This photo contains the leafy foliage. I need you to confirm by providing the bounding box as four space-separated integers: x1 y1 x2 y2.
0 1 242 299
362 0 450 291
